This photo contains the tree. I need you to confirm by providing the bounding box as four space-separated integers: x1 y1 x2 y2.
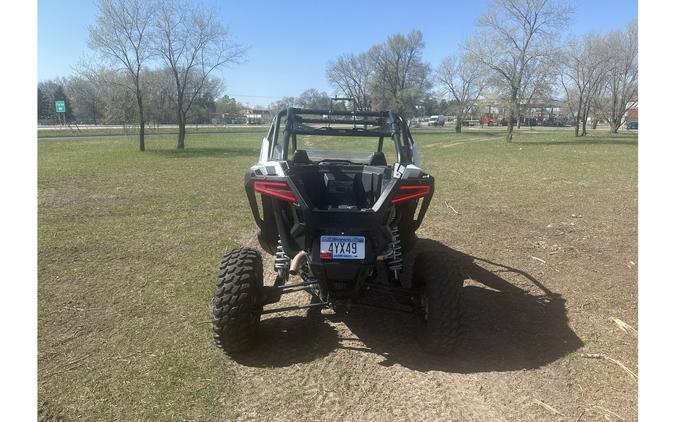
38 79 74 123
269 97 297 115
215 95 241 115
516 56 555 128
437 54 486 132
557 34 607 136
153 0 244 149
144 67 176 126
186 77 222 124
296 89 331 110
468 0 572 142
97 70 138 132
89 0 155 151
214 95 245 123
368 30 431 117
326 53 372 111
37 87 51 121
596 21 638 133
420 94 441 117
66 76 105 125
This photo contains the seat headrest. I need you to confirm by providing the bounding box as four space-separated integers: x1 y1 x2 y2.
292 149 311 165
369 152 387 166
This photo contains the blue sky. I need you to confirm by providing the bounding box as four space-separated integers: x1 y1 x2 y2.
38 0 637 106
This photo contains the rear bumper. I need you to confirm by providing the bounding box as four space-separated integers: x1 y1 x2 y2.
244 171 434 278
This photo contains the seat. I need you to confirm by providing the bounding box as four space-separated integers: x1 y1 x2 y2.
368 152 387 166
292 149 311 165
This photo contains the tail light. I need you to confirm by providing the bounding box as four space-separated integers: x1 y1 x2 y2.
254 181 298 203
391 185 430 203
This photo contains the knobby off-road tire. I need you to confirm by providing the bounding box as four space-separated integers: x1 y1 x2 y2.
414 251 465 353
212 248 263 353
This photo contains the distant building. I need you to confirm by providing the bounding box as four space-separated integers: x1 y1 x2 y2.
209 112 246 125
625 99 638 123
244 109 271 125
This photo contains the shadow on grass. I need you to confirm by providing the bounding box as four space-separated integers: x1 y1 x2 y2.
228 316 339 368
146 147 259 158
513 138 637 146
340 239 583 373
229 239 583 373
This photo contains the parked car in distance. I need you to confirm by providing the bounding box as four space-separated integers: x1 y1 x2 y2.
626 121 638 130
427 115 446 127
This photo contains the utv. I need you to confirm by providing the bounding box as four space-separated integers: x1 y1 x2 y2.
212 107 464 354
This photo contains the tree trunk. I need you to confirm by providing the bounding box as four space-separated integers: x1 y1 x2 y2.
592 119 598 130
581 97 594 136
574 101 583 137
581 118 587 136
517 115 521 129
455 116 462 133
506 114 514 143
506 91 517 143
139 113 145 151
610 120 620 133
137 95 145 152
176 110 186 149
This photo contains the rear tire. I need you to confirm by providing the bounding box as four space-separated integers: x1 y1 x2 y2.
413 251 465 353
212 248 263 353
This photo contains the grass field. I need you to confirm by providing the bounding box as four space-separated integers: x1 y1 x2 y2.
38 127 638 421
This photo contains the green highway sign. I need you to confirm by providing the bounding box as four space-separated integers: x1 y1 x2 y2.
55 101 66 113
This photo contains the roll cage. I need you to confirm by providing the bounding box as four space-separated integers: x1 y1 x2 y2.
263 108 416 165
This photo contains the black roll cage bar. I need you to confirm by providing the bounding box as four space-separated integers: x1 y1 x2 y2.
265 108 416 165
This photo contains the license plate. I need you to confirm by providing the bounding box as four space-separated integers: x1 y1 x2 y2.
320 236 365 260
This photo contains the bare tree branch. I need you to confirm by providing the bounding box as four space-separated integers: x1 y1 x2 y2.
88 0 155 151
437 54 487 132
468 0 572 142
153 0 245 149
326 53 372 111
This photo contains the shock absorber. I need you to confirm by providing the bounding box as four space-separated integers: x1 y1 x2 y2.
274 237 290 285
387 225 403 281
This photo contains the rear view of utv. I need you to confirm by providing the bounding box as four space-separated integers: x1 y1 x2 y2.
212 106 464 354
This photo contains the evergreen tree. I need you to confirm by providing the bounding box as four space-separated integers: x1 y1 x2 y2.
37 87 51 120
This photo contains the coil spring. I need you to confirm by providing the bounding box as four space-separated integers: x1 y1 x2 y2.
387 226 403 280
274 237 290 274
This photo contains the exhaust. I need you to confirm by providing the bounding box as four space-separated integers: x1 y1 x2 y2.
289 250 307 275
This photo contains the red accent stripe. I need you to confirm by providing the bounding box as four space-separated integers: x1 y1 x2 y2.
391 185 430 203
256 181 288 187
254 181 298 203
